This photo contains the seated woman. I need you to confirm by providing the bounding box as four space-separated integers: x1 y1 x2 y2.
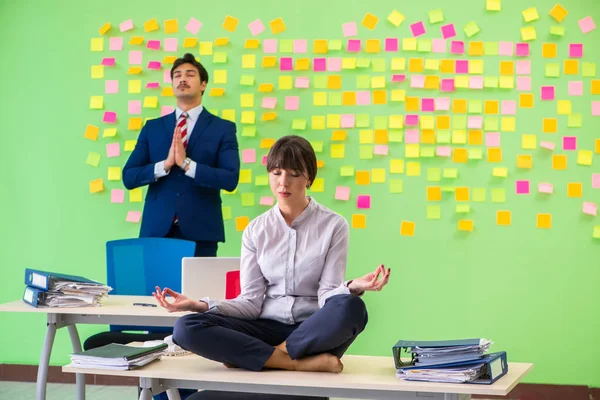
153 135 391 373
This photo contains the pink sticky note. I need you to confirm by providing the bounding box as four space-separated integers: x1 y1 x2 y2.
541 86 555 100
262 155 268 165
374 145 389 155
120 19 134 32
285 96 299 110
147 61 161 70
147 40 161 50
499 41 514 56
517 76 532 91
129 50 142 65
583 202 598 216
164 38 178 52
357 195 371 209
470 76 484 89
111 189 125 203
342 22 357 37
569 43 583 58
101 57 116 67
341 114 355 128
405 130 419 143
248 19 265 36
261 97 277 109
280 57 293 71
260 196 275 206
405 115 419 126
295 77 310 88
436 146 451 157
540 141 555 150
161 106 174 116
385 38 399 52
563 136 577 150
105 80 119 94
432 39 446 53
592 101 600 116
501 100 516 115
515 43 529 57
335 186 351 201
103 111 117 124
486 133 500 147
106 143 120 158
263 39 278 54
128 100 141 114
313 58 326 71
392 74 406 82
242 149 256 163
579 16 596 34
435 98 450 111
347 39 361 52
410 75 425 88
126 211 142 223
516 180 530 194
109 37 123 51
516 60 531 75
410 21 426 37
164 69 172 84
455 60 469 74
538 183 554 194
468 116 483 129
441 24 456 39
327 58 342 71
441 79 455 92
568 81 583 96
293 39 307 54
356 91 371 105
185 17 202 34
592 174 600 189
421 98 435 112
146 82 159 89
450 41 464 55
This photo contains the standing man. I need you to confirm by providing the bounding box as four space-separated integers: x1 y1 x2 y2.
123 53 240 256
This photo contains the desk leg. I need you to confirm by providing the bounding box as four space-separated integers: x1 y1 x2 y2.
138 388 153 400
67 325 85 400
36 321 57 400
166 388 182 400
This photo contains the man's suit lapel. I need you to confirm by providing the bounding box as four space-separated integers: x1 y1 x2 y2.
161 112 177 150
186 109 213 153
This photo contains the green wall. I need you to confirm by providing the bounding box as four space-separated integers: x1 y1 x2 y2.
1 0 599 387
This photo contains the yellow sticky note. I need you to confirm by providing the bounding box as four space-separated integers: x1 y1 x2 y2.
372 169 386 183
552 154 567 170
406 162 420 177
387 10 404 26
241 54 256 69
309 178 325 192
89 96 103 109
521 26 537 41
390 159 405 174
129 188 143 202
557 100 572 115
549 4 568 23
164 19 178 34
127 66 143 75
356 170 370 185
458 220 474 232
221 109 236 122
269 17 286 34
107 167 121 181
89 179 104 193
578 150 593 166
235 216 250 232
241 111 256 124
522 7 539 22
98 23 111 35
496 210 511 226
84 125 100 141
245 39 260 49
522 134 537 149
129 36 144 45
362 12 379 30
143 96 158 108
214 70 227 84
183 38 198 48
487 148 502 163
144 18 159 32
486 0 501 11
331 144 345 159
214 38 229 46
405 144 420 158
161 87 174 97
90 38 104 52
567 182 582 198
128 118 142 130
543 118 557 133
128 80 142 94
332 130 347 141
517 155 533 169
124 140 136 151
91 65 104 79
537 213 552 229
222 15 239 32
239 169 252 184
400 221 415 237
352 214 367 229
260 138 275 149
240 93 254 108
209 88 225 97
493 167 508 177
103 128 117 138
312 116 326 129
278 76 293 90
313 92 327 106
455 187 470 202
199 42 213 55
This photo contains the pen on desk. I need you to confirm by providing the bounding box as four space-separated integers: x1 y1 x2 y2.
133 303 157 307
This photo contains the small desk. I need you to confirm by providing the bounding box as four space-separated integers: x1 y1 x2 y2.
63 347 533 400
0 295 188 400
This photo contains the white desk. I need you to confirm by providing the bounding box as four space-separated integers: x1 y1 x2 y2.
62 349 533 400
0 295 188 400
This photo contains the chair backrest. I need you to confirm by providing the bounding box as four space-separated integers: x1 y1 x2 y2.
106 238 196 332
181 257 241 301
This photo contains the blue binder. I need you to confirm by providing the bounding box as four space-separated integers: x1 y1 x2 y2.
22 286 48 307
393 338 484 368
398 351 509 385
24 268 101 291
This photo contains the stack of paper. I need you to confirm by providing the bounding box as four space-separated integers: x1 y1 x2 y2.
70 343 167 370
412 339 492 366
397 363 485 383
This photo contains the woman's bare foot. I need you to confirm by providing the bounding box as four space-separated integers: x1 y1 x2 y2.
293 353 343 373
275 341 288 354
223 363 238 369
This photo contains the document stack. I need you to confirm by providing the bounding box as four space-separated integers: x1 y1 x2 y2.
70 343 167 370
22 268 112 308
393 339 508 384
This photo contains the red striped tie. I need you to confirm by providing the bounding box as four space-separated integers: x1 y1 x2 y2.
177 112 189 148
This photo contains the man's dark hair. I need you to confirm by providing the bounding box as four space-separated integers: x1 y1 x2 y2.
170 53 209 93
267 135 317 188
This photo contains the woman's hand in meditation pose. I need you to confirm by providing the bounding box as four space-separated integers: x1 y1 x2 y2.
153 286 208 313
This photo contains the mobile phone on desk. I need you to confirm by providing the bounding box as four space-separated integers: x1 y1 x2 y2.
133 302 157 307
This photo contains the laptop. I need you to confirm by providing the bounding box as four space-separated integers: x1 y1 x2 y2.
181 257 240 301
